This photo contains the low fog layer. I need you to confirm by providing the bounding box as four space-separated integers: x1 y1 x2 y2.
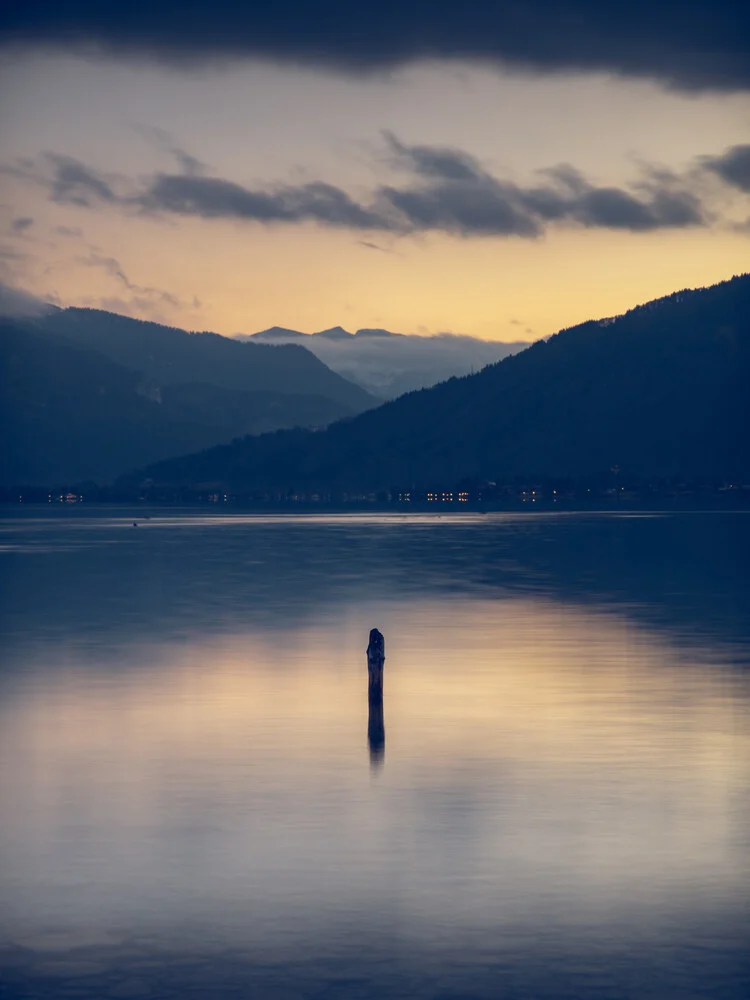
0 281 528 399
240 328 530 398
0 283 56 319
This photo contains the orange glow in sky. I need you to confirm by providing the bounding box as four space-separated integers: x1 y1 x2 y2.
1 55 748 339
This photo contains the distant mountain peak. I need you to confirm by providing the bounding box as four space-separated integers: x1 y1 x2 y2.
243 321 528 397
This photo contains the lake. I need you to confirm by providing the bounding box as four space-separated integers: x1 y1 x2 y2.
0 509 748 999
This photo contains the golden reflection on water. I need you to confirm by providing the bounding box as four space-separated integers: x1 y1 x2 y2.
8 597 746 765
2 593 748 953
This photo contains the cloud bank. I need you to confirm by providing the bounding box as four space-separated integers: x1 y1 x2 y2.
242 327 530 398
0 281 54 318
380 134 705 236
703 144 750 193
10 134 735 240
1 2 747 93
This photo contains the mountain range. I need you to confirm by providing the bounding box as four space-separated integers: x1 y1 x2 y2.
0 304 377 485
124 274 750 494
240 325 528 398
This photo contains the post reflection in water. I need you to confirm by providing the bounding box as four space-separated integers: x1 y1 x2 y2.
0 510 749 1000
368 686 385 767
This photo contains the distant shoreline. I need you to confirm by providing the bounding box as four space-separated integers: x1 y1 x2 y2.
3 495 749 514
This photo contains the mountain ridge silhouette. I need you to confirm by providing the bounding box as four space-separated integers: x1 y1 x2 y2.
120 274 750 493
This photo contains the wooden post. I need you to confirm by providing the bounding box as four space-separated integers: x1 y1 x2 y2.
367 628 385 766
367 627 385 690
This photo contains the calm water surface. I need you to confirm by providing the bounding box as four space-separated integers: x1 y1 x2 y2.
0 509 748 999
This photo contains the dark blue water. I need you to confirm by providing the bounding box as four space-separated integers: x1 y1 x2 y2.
1 509 748 999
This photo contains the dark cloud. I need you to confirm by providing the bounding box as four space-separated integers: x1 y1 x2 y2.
378 137 706 235
569 186 704 230
131 124 207 176
13 153 392 229
702 144 750 192
380 178 541 236
573 188 661 230
140 174 389 229
46 154 119 206
14 137 713 238
385 132 484 182
0 2 747 92
138 160 708 235
358 241 392 253
11 216 34 233
55 225 83 237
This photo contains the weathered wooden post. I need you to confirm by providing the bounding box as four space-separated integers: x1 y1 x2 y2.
367 627 385 690
367 628 385 766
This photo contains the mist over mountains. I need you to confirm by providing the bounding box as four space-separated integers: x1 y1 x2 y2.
39 308 374 410
0 283 55 320
126 275 750 494
240 325 528 398
3 277 747 492
1 288 532 487
0 301 378 485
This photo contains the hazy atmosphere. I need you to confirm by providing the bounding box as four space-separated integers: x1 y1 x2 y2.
1 6 749 1000
1 2 749 341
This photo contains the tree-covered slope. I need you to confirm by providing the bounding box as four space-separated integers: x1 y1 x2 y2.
0 322 369 485
124 274 750 491
35 307 376 411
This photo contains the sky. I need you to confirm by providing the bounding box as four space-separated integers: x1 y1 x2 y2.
0 2 749 341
